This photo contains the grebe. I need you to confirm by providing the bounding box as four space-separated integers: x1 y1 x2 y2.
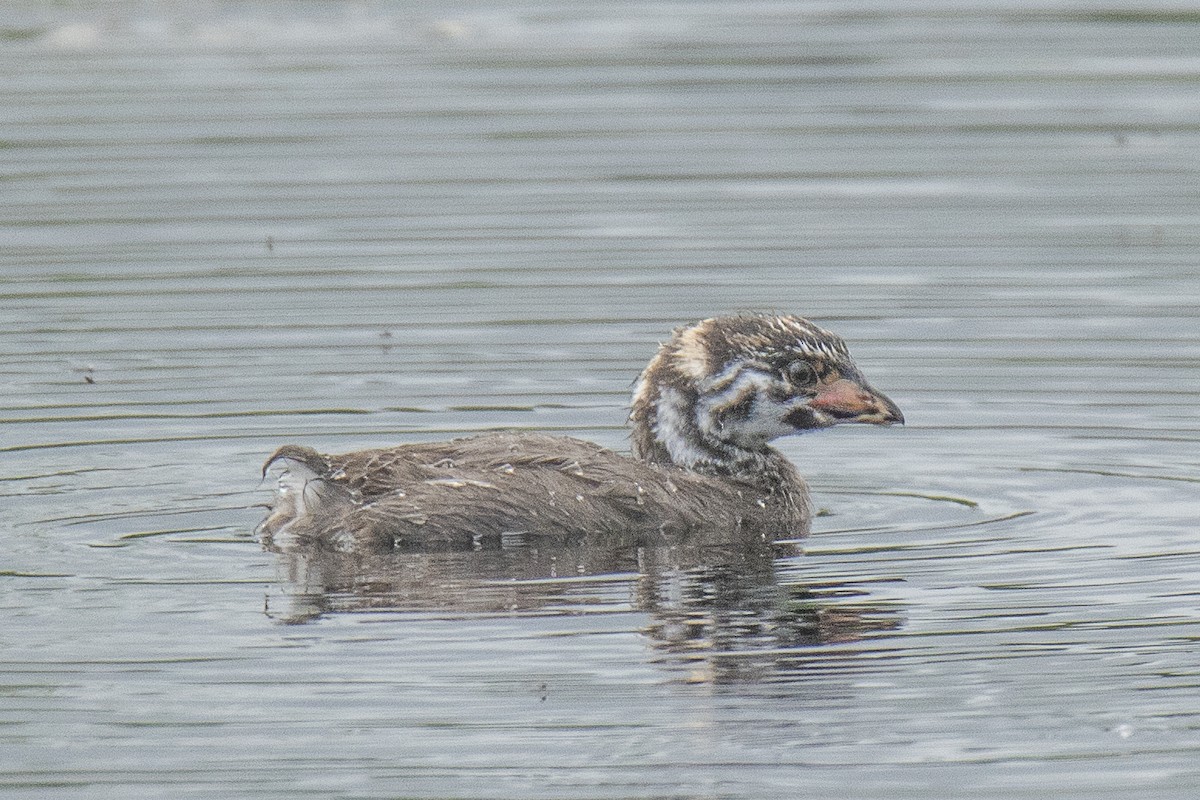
257 314 903 552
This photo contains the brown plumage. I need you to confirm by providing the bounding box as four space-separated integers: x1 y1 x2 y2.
257 314 903 553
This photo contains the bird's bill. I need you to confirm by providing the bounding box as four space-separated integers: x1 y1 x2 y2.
809 378 904 426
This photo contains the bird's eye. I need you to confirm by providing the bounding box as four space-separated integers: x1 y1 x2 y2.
785 360 817 386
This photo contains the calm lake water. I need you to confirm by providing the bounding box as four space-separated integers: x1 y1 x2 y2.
3 1 1200 797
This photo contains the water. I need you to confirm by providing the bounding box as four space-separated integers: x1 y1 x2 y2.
3 1 1200 797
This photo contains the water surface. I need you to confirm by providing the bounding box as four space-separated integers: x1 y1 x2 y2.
3 2 1200 798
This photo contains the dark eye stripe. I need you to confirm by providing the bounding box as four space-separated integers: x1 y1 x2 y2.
710 383 758 420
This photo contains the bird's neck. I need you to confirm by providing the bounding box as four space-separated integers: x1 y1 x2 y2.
630 384 785 482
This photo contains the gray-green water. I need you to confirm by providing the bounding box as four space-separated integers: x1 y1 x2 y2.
3 1 1200 797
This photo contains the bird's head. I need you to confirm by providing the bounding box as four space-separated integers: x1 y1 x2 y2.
630 314 903 474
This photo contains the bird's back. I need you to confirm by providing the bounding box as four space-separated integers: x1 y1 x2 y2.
258 432 811 552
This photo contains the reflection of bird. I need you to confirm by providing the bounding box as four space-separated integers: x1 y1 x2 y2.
258 314 903 552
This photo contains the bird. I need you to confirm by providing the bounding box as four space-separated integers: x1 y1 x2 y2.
257 314 903 553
